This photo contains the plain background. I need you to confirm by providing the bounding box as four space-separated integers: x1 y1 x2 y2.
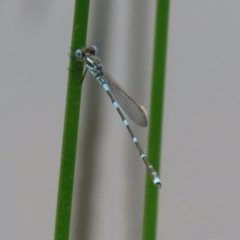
1 1 240 240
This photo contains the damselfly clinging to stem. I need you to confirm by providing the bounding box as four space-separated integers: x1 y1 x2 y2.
74 46 161 188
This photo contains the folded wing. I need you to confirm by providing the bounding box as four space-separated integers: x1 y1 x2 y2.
103 71 148 127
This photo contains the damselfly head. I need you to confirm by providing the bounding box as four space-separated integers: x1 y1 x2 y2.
75 46 98 61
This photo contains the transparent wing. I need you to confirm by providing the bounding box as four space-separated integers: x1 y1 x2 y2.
102 71 148 127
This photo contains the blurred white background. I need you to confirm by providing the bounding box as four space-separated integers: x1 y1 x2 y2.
1 1 240 240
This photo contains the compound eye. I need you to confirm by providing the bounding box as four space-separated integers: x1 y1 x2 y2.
75 49 83 59
90 46 98 55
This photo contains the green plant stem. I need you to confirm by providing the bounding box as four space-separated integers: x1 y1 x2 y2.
143 1 170 240
54 1 90 240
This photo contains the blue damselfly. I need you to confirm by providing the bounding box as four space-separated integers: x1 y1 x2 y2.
74 46 161 188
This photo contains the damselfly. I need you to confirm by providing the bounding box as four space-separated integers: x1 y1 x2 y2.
74 46 161 188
